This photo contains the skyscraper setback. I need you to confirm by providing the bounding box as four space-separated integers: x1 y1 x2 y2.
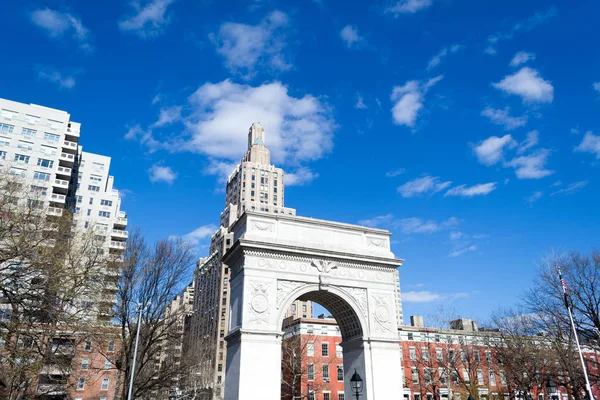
186 123 313 397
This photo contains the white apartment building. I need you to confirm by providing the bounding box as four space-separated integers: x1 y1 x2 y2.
187 123 311 399
0 97 127 321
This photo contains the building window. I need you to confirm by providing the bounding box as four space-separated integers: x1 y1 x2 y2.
22 128 36 137
84 340 92 351
34 171 50 181
307 363 315 381
81 358 89 370
37 158 54 168
14 154 30 164
489 371 496 386
87 209 91 216
88 185 100 192
107 340 115 352
337 365 344 381
90 175 102 182
321 342 329 357
0 123 14 133
99 211 111 218
324 393 330 400
486 351 492 364
101 199 113 206
307 325 313 334
411 367 419 384
415 394 421 400
291 304 296 312
75 195 83 203
407 332 413 340
338 394 345 400
500 371 507 385
336 343 343 358
218 364 222 372
477 369 484 385
104 358 112 369
101 378 109 390
474 350 480 363
437 348 443 361
44 132 60 142
323 364 330 381
77 377 86 390
89 198 94 205
307 342 314 357
422 348 429 360
449 349 455 361
425 368 432 384
409 347 416 361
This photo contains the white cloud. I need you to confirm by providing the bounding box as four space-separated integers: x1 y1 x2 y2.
179 224 218 245
119 0 176 38
35 66 77 89
593 82 600 93
510 51 536 67
486 7 557 54
484 46 497 55
525 191 543 204
504 149 553 179
472 134 516 166
402 290 471 303
148 165 178 184
397 217 458 234
445 182 497 197
358 214 394 228
30 8 93 52
449 231 465 240
354 95 368 110
385 0 432 16
180 80 334 165
480 107 527 130
124 124 162 152
210 11 290 78
517 130 539 154
340 25 364 48
493 67 554 103
204 159 240 183
427 44 463 71
391 76 442 128
574 131 600 159
397 175 452 198
551 181 588 196
285 167 318 186
152 106 182 127
385 168 405 177
449 244 477 258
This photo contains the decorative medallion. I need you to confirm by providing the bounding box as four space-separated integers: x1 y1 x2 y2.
248 282 270 324
372 294 392 332
368 238 386 247
252 221 274 232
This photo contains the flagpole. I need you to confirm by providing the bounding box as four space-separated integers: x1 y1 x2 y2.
557 267 595 400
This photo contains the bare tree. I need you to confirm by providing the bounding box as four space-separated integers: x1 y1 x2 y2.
114 231 195 399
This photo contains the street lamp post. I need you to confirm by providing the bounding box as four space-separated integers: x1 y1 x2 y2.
350 369 363 400
127 303 145 400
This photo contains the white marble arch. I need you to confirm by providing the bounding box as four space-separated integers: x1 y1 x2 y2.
222 212 404 400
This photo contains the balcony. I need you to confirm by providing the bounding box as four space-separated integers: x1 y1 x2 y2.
111 229 128 239
39 365 71 375
50 193 66 204
59 152 75 166
55 166 71 178
115 212 128 226
62 140 77 151
109 241 126 250
53 179 69 194
37 384 68 396
47 207 63 217
66 126 80 137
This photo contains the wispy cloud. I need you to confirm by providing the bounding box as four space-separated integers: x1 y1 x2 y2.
385 168 405 177
445 182 497 197
480 107 527 130
486 7 557 54
358 214 458 235
210 11 291 78
510 51 536 67
359 214 395 228
385 0 432 16
355 95 367 109
551 181 588 196
397 175 452 198
574 131 600 159
472 134 517 166
148 164 178 184
493 67 554 103
35 65 78 89
449 244 477 258
517 130 539 154
119 0 177 38
340 25 365 48
402 290 472 303
526 191 543 205
171 224 218 246
151 106 182 127
285 167 318 186
30 8 93 53
390 76 443 128
504 149 553 179
427 44 463 71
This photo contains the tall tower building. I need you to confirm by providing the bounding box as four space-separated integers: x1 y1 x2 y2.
186 123 312 399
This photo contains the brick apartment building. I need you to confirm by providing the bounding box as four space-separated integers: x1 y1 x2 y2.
282 316 600 400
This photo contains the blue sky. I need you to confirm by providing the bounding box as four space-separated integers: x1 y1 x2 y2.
2 0 599 325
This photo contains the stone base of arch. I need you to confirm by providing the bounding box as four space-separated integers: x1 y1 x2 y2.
222 212 405 400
